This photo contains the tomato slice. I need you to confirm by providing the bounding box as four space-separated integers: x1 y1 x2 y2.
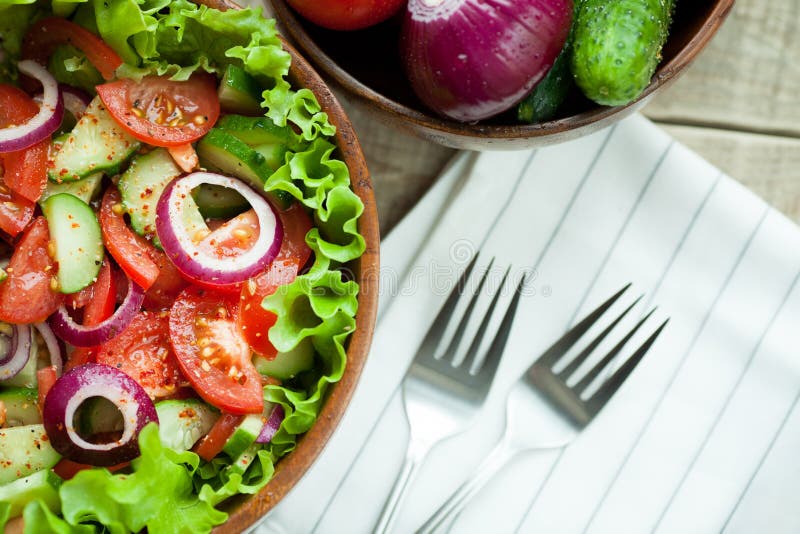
97 74 220 147
53 458 129 480
0 84 49 203
37 366 58 413
238 202 313 357
167 143 199 173
143 251 189 311
66 259 117 324
193 412 243 462
22 18 122 81
99 187 161 290
169 286 263 414
0 188 34 237
95 311 187 399
0 217 63 323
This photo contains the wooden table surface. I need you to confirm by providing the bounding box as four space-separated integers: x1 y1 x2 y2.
312 0 800 235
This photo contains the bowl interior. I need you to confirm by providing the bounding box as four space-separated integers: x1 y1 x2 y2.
270 0 735 149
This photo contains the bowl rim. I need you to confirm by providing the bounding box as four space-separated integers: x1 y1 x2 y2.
269 0 737 142
194 1 380 531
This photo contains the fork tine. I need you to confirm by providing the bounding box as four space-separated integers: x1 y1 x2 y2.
473 273 526 381
441 258 496 364
415 253 480 360
557 295 643 379
587 318 669 411
573 307 656 393
535 283 632 368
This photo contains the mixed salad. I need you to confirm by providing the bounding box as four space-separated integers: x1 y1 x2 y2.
0 0 365 531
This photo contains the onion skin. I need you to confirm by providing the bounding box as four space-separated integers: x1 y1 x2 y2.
401 0 573 122
0 324 32 380
256 404 284 444
0 60 64 152
42 363 158 466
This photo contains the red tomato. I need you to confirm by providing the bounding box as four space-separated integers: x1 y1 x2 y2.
66 259 117 324
167 143 199 173
143 251 189 311
189 209 264 295
96 74 220 147
95 311 187 399
286 0 406 30
0 217 63 323
22 18 122 81
193 413 242 462
53 458 129 480
99 187 161 290
0 188 34 237
0 84 49 203
169 286 263 414
37 366 58 412
238 202 313 357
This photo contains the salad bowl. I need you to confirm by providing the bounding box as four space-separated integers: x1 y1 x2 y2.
270 0 736 151
0 0 379 531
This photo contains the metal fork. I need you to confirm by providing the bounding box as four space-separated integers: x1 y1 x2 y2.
418 284 669 533
374 254 525 534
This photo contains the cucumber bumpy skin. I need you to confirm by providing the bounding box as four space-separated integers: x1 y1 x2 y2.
571 0 674 106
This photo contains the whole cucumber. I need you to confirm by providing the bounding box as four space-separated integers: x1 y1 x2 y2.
517 38 574 124
571 0 675 106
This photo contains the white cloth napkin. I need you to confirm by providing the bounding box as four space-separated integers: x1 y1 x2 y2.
254 114 800 534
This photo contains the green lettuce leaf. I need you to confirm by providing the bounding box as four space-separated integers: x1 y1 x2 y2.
0 4 37 82
42 424 227 534
23 500 94 534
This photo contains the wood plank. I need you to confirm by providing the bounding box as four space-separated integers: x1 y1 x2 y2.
658 123 800 223
645 0 800 137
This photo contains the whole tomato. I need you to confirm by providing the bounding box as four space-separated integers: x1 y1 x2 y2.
286 0 406 31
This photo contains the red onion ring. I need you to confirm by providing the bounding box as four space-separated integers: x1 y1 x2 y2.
0 60 64 153
36 85 92 122
0 324 32 380
155 173 283 286
256 404 284 444
49 279 145 348
42 363 158 466
34 322 64 377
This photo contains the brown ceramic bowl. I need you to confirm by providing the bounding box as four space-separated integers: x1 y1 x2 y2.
184 1 380 532
270 0 735 150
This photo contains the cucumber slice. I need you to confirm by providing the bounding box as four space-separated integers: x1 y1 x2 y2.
218 65 264 116
222 401 277 459
226 442 260 476
0 424 61 484
252 143 289 172
155 399 219 452
253 338 315 380
48 97 140 182
40 172 104 205
0 469 63 518
222 412 264 459
0 387 40 426
197 128 292 210
41 193 103 294
119 148 204 247
192 183 250 219
216 114 295 147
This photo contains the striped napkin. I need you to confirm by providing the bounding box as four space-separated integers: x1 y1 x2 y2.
254 114 800 534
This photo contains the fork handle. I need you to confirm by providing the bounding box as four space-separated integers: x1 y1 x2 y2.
374 444 428 534
417 436 516 534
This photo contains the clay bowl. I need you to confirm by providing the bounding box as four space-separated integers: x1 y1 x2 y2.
270 0 736 150
188 0 379 532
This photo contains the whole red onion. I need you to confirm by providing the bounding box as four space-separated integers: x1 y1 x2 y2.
400 0 573 122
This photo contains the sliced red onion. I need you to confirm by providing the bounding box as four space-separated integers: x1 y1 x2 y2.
34 322 64 377
0 324 32 381
400 0 573 122
42 363 158 466
49 279 145 348
256 404 284 444
36 85 92 122
0 60 64 153
156 173 283 286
